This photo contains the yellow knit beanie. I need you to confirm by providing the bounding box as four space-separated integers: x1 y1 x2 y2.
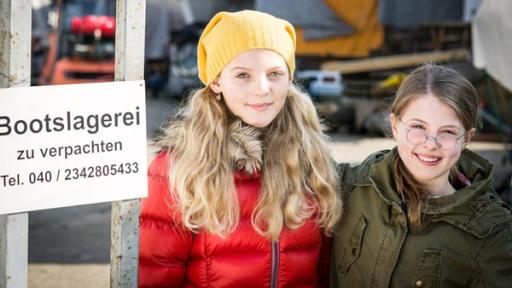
197 10 296 85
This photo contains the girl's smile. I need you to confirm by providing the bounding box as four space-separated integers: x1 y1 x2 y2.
247 102 273 111
415 152 442 165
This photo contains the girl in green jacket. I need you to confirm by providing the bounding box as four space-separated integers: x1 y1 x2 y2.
332 63 512 287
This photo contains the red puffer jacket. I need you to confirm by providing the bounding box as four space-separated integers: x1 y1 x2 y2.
138 151 330 287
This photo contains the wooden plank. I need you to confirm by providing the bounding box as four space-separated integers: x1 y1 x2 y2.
110 0 145 287
0 0 31 287
321 49 470 74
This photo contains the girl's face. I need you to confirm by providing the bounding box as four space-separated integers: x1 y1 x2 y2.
209 49 290 128
390 94 473 191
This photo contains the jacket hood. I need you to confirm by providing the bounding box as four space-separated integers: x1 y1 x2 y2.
152 118 263 176
358 148 512 238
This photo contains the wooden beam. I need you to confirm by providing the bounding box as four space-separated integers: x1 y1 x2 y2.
321 49 470 74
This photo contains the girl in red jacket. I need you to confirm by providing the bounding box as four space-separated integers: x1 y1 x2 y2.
138 10 342 288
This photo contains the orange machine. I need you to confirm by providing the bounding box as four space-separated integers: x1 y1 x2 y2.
39 1 115 85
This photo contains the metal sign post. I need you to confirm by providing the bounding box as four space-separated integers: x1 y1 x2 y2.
0 0 31 287
0 0 147 286
110 0 146 287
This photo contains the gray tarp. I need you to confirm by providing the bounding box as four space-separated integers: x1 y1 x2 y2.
255 0 354 40
379 0 463 29
472 0 512 92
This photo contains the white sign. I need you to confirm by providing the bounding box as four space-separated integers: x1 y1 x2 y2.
0 81 148 214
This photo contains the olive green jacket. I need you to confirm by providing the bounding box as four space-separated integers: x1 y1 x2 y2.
331 148 512 288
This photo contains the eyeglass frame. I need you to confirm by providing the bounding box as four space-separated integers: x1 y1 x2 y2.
399 120 468 150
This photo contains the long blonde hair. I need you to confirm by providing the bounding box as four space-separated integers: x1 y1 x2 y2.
155 84 341 240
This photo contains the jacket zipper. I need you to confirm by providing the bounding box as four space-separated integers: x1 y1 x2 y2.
271 240 279 288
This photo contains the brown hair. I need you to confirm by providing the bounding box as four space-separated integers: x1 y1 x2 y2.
389 63 479 228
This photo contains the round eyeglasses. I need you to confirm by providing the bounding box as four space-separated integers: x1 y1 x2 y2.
400 121 467 150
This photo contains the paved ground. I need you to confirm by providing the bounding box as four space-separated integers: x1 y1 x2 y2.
29 264 109 288
27 93 511 287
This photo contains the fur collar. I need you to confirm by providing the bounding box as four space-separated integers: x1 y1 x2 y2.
153 119 263 175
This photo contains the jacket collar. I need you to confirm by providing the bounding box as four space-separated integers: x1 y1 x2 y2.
153 118 263 179
226 120 263 177
364 148 495 206
422 148 494 214
364 148 512 237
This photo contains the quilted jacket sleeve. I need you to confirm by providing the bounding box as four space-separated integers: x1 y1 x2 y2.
138 151 193 287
